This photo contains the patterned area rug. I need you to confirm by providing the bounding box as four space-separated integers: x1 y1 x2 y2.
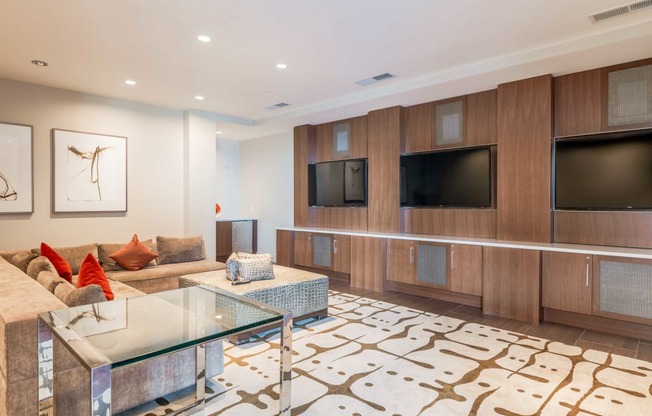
131 290 652 416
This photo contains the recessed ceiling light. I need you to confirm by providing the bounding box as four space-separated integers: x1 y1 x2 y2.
195 96 205 100
125 80 136 85
216 131 223 134
31 60 48 67
197 35 211 43
276 63 288 69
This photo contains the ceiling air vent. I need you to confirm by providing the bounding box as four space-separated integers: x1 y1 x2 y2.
589 0 652 23
355 72 395 86
265 102 290 110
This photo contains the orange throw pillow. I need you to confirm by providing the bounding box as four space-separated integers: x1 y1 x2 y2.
40 243 73 283
109 234 158 271
77 253 114 301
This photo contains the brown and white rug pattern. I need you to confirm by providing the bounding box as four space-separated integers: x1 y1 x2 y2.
133 290 652 416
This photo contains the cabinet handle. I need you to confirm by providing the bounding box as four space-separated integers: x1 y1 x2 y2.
585 261 590 287
333 239 338 254
409 246 414 264
308 236 311 251
451 250 455 270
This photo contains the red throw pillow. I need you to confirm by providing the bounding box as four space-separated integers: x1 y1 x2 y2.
77 253 114 301
40 243 73 283
109 234 158 271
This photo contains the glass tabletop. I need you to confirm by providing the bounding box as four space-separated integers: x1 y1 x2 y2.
38 285 284 368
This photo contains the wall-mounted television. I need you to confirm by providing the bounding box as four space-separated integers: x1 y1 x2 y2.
308 158 367 207
554 130 652 210
400 146 492 208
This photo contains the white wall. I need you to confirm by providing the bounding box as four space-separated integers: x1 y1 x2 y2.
0 78 214 250
215 138 241 218
240 132 294 260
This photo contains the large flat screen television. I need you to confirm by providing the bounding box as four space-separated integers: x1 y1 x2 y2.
400 146 492 208
308 158 367 207
554 130 652 210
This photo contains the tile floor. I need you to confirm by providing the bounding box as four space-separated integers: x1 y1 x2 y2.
328 279 652 362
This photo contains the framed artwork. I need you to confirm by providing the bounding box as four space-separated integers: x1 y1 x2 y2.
0 122 33 214
52 129 127 213
344 159 366 203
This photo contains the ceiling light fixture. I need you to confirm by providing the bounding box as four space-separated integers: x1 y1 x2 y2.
276 63 288 69
125 80 136 85
216 131 223 134
197 35 211 43
195 96 205 100
31 60 48 67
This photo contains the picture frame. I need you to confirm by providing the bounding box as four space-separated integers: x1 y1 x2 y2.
0 122 33 214
52 129 127 213
344 159 366 203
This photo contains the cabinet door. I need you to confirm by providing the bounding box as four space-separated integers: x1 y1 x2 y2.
433 97 466 149
348 116 368 159
542 252 592 315
403 103 433 153
216 221 233 262
416 242 448 288
603 60 652 131
333 234 350 273
293 232 312 267
314 123 333 162
450 244 482 296
554 69 602 137
466 90 497 145
312 234 333 269
386 239 417 284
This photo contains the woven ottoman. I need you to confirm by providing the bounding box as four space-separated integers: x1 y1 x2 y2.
179 265 329 343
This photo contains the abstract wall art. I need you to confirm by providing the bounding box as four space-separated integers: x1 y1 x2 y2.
52 129 127 213
0 122 33 214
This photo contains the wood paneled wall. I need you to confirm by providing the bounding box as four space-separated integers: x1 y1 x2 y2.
308 207 368 231
497 75 553 242
402 209 496 238
554 69 602 137
554 211 652 249
367 106 402 233
294 125 312 227
466 89 498 145
275 230 293 266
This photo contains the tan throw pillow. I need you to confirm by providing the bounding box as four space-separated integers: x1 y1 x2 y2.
108 234 158 271
10 251 38 273
26 256 57 280
99 238 157 272
235 255 275 281
32 243 99 275
156 236 205 265
54 282 107 307
37 271 69 293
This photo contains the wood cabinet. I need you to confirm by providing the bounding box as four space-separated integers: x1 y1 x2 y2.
293 231 350 273
466 89 497 145
386 239 418 284
215 219 257 262
449 244 482 296
542 252 592 315
313 116 368 162
554 69 602 137
602 59 652 132
332 234 351 274
350 236 385 292
403 103 433 153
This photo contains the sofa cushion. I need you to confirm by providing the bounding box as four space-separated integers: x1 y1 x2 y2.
108 235 158 271
40 243 73 283
156 235 205 265
26 256 57 279
77 254 114 301
98 239 157 272
54 282 106 307
106 260 224 283
36 271 69 293
9 251 38 273
33 243 99 275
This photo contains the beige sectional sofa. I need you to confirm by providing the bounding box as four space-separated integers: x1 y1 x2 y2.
0 237 227 416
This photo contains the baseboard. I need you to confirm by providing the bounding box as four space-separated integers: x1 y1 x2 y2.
543 308 652 343
384 281 482 308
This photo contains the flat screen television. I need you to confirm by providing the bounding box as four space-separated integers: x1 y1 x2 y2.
308 158 367 207
400 146 492 208
554 130 652 210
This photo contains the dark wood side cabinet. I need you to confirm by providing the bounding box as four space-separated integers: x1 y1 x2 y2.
542 252 592 315
215 219 257 262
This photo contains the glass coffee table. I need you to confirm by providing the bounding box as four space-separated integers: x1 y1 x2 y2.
37 285 292 416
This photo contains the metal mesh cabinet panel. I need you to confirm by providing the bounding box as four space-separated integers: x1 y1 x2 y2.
608 64 652 126
435 100 464 145
417 244 447 286
600 260 652 320
312 235 332 268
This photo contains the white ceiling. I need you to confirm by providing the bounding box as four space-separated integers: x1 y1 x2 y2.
1 0 652 141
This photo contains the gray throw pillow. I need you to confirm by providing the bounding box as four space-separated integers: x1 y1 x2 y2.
10 251 38 273
54 282 107 307
156 236 205 265
235 255 275 281
225 252 239 281
37 271 69 293
26 256 57 279
32 243 99 275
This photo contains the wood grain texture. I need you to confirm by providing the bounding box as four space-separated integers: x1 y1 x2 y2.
402 208 497 238
308 207 368 230
386 239 417 284
554 69 602 137
403 102 433 153
554 211 652 249
294 125 311 226
349 115 368 158
350 236 386 292
450 243 483 296
542 252 592 315
482 246 541 323
497 75 553 242
333 234 351 274
314 122 333 162
466 89 498 146
275 230 293 266
367 106 402 233
384 280 481 308
216 221 233 261
601 57 652 132
544 308 652 343
293 231 312 268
